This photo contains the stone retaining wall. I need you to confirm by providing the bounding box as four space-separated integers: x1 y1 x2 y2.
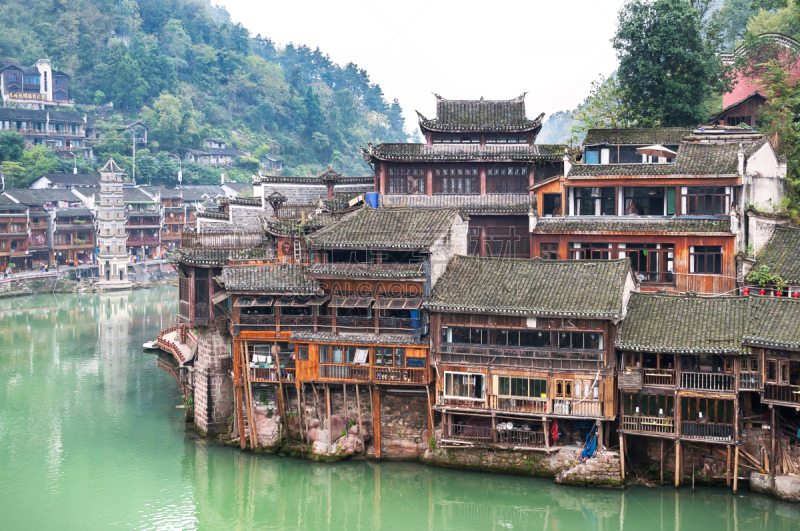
194 328 233 436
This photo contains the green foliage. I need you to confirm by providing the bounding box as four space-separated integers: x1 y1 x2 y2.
259 391 268 404
0 132 25 163
570 74 641 145
746 265 788 290
613 0 724 126
4 146 61 189
0 0 407 179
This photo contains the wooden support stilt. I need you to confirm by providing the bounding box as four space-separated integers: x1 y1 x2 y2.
343 383 348 419
236 385 246 449
373 386 381 459
733 445 740 494
544 420 550 451
620 433 626 480
661 439 664 486
355 383 363 438
675 441 681 487
312 383 322 427
425 385 433 447
325 384 332 454
273 344 287 439
771 408 776 477
298 384 305 443
727 445 732 487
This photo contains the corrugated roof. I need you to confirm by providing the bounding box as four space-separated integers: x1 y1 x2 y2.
744 297 800 350
362 142 564 163
306 207 461 249
217 265 320 293
425 256 632 319
616 293 749 355
533 217 732 234
751 226 800 284
584 128 690 145
417 94 543 133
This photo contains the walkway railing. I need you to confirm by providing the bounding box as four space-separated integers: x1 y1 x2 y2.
372 367 426 384
489 395 548 414
249 367 296 383
739 372 761 391
644 368 675 387
621 415 675 435
319 363 369 381
442 423 492 444
552 399 602 418
680 371 735 392
497 428 546 448
764 384 800 404
680 421 734 442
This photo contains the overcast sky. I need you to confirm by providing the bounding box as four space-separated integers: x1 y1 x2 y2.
215 0 628 135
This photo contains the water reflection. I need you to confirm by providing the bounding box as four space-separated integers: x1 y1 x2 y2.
1 288 799 530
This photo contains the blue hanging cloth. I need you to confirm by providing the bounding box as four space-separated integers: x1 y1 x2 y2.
581 424 598 461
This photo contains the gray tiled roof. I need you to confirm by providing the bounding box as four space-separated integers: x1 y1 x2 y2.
37 174 100 186
307 263 426 279
533 217 732 234
0 194 27 209
425 256 632 319
4 188 82 205
418 94 543 133
751 226 800 283
55 207 92 218
0 108 83 122
584 128 690 145
306 207 461 249
744 297 800 350
289 331 427 346
381 193 535 214
176 248 274 266
124 188 157 203
362 142 564 163
616 293 749 355
217 265 320 294
569 141 755 177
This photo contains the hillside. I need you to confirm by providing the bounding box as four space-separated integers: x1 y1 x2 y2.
0 0 408 184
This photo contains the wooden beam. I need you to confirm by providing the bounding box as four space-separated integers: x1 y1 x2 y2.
356 383 363 440
373 386 381 459
325 384 332 454
298 383 305 444
426 384 433 448
343 383 348 420
771 408 776 477
675 440 681 487
733 445 740 494
661 439 664 486
620 433 626 481
727 445 731 487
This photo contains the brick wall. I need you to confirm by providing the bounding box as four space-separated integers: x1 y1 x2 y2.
379 390 429 458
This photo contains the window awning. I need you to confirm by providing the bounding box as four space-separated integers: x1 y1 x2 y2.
329 296 374 308
374 297 423 310
235 296 274 307
211 291 230 306
274 295 330 307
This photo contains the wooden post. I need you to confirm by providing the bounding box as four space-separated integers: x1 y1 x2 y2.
727 445 732 487
343 383 348 420
425 385 433 446
661 439 664 486
325 384 332 454
273 343 287 438
356 383 363 438
770 407 776 477
243 348 258 449
298 383 305 443
675 440 681 487
544 420 550 451
733 445 740 494
620 433 626 480
373 386 381 459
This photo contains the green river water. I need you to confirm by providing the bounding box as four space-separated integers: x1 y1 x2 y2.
1 287 799 530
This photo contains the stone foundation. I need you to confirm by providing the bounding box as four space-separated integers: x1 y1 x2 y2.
193 328 233 436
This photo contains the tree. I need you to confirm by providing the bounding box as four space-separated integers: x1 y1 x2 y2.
110 52 149 111
570 75 640 145
303 87 325 139
612 0 723 126
0 132 25 163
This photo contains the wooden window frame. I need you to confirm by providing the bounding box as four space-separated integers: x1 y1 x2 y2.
433 166 480 195
689 245 723 275
443 371 486 400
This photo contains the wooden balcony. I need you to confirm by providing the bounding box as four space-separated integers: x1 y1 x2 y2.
680 421 734 443
443 422 492 444
497 428 546 448
437 344 603 371
239 315 276 326
644 368 675 387
372 366 426 384
249 367 296 384
489 395 548 414
621 414 675 436
680 371 735 392
335 316 376 329
552 399 602 418
319 363 369 381
739 372 761 391
127 236 160 245
441 423 546 449
764 384 800 405
438 397 487 409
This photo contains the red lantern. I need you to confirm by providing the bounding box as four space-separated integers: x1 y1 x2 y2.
760 289 766 296
794 293 799 298
776 291 781 297
743 288 750 296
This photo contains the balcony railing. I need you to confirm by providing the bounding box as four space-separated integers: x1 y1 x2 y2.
552 399 602 418
276 316 314 327
680 421 734 442
497 428 546 448
438 397 487 409
489 395 548 414
239 315 276 326
335 316 376 329
680 371 735 392
377 317 420 330
127 237 160 245
621 414 675 435
442 423 492 444
437 344 603 371
182 230 267 249
319 363 369 381
739 372 761 391
644 368 676 387
372 367 426 384
764 384 800 404
316 316 333 328
249 367 296 384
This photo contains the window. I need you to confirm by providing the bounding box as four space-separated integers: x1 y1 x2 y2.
686 187 730 215
558 331 603 350
433 134 479 144
23 76 40 85
498 376 547 398
486 135 527 144
9 73 17 81
620 243 674 284
54 91 65 101
570 242 611 260
689 246 722 275
486 166 528 193
624 188 664 216
434 167 479 194
766 359 777 383
387 167 426 194
572 187 615 216
442 326 600 350
374 347 393 366
319 345 330 364
444 372 485 400
680 397 735 424
298 347 308 361
623 393 674 417
542 193 562 216
540 243 559 260
55 78 64 86
726 116 751 126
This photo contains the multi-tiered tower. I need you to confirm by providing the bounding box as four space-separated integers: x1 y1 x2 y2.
95 158 132 289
